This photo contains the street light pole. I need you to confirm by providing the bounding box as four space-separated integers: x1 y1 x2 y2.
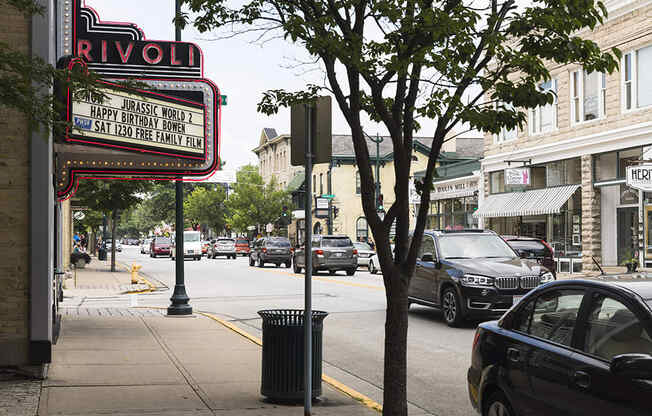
168 0 192 316
368 133 383 211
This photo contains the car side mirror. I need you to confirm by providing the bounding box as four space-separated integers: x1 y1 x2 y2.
611 354 652 380
518 251 529 259
421 253 435 263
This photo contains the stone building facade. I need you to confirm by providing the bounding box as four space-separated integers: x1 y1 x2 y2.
477 0 652 271
252 128 303 189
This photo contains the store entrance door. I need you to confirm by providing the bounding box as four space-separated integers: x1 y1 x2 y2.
617 207 638 265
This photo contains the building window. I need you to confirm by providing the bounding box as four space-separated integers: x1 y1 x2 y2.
356 217 368 241
494 103 517 143
593 147 643 182
571 69 606 123
356 171 361 194
529 79 558 135
319 173 323 196
623 45 652 111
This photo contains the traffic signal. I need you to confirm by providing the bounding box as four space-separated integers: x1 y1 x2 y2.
377 193 384 210
280 205 291 226
333 206 339 219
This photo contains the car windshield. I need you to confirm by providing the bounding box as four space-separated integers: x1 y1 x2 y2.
439 234 517 259
507 240 550 257
267 239 290 247
155 237 171 244
236 239 248 245
354 242 372 251
322 237 353 248
184 233 200 242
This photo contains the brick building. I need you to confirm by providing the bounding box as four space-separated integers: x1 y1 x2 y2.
0 1 57 368
475 0 652 272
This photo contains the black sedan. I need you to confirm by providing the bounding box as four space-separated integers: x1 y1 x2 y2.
468 275 652 416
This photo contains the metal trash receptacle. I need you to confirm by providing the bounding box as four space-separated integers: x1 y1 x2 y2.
258 309 328 401
98 248 107 261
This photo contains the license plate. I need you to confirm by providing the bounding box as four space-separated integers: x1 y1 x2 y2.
513 295 524 305
187 250 194 254
334 252 343 257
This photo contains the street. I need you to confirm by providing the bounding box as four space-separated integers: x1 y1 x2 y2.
78 246 477 416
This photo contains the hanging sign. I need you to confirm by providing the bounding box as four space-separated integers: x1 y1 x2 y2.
55 1 221 200
626 164 652 192
505 167 531 186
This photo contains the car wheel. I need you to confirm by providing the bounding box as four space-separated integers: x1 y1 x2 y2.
483 391 514 416
329 270 336 276
442 288 464 327
346 268 356 276
249 256 255 267
369 261 377 274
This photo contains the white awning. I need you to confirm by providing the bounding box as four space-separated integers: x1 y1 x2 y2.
474 185 580 218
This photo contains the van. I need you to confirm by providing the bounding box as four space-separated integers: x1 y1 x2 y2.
170 231 203 261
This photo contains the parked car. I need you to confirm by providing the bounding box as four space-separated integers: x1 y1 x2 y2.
105 239 122 252
503 235 556 277
353 242 375 269
249 237 292 268
170 231 202 261
149 236 171 258
235 238 251 256
408 229 555 327
293 235 358 276
468 275 652 416
140 238 152 254
210 237 237 259
368 244 394 275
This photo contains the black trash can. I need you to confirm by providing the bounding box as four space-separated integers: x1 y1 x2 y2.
258 309 328 401
98 247 107 261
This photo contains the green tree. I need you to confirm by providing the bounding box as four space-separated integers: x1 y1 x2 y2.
185 185 228 235
179 1 620 414
227 165 291 234
75 179 152 271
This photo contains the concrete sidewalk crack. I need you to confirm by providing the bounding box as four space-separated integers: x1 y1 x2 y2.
139 317 214 413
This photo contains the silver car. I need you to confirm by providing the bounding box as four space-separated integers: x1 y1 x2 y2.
353 242 375 269
210 238 237 259
293 235 358 276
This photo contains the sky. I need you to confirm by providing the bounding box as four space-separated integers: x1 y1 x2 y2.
89 0 390 171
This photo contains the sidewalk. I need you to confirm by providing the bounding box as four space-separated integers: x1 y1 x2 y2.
63 256 156 296
39 308 381 416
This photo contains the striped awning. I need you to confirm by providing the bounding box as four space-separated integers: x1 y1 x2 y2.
473 185 580 218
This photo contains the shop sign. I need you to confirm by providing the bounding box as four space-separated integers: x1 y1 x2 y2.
315 197 330 218
626 164 652 192
505 167 531 186
430 177 478 200
55 1 221 200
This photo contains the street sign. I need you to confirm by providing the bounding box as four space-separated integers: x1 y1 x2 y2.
315 197 330 218
321 194 335 199
290 96 332 166
73 211 85 220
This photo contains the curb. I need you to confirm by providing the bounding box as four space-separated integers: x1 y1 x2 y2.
118 262 156 294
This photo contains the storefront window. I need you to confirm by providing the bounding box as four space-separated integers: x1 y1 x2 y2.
427 196 479 230
490 171 505 194
546 158 582 187
594 147 642 182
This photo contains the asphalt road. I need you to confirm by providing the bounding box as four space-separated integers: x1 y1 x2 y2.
102 246 477 416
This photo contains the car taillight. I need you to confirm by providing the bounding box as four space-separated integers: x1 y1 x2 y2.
472 329 481 351
541 240 554 256
315 249 324 255
352 249 358 255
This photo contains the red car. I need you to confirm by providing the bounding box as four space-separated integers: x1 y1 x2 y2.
149 236 171 258
202 240 211 256
235 238 251 256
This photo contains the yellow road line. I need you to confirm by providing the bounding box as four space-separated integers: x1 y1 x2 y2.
199 311 382 414
262 268 385 291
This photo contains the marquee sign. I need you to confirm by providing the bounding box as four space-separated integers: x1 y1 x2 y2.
55 1 221 200
626 164 652 192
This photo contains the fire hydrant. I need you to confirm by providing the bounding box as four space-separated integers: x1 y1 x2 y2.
130 264 142 284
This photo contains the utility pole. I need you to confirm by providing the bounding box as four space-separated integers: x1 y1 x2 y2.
168 0 192 316
303 103 313 416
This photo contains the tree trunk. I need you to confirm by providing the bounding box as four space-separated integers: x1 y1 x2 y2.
382 269 409 416
110 210 117 272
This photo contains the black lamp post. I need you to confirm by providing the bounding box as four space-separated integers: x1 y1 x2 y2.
367 133 384 213
168 0 192 316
